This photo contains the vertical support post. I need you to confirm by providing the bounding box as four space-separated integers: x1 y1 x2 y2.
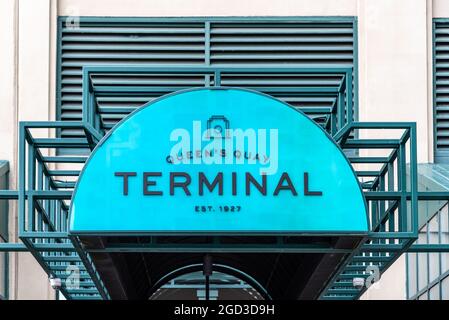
82 68 91 126
205 275 210 301
330 99 337 136
379 174 386 231
37 162 43 236
204 21 211 87
398 141 407 232
387 160 395 243
346 71 353 126
338 89 345 132
95 110 101 134
379 173 385 256
214 70 221 87
18 123 26 236
405 252 410 299
409 124 418 237
44 173 49 232
203 254 212 301
90 91 96 131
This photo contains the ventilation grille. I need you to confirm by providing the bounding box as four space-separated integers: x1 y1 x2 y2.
57 18 356 143
435 20 449 161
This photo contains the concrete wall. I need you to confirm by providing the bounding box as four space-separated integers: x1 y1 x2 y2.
58 0 358 17
0 0 56 300
0 0 445 299
358 0 430 164
360 255 407 300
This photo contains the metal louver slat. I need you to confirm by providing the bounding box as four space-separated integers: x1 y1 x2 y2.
57 18 356 153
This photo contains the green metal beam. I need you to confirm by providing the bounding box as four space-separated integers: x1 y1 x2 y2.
86 243 353 254
0 243 28 252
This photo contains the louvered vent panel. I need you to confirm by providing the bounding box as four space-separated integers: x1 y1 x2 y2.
435 20 449 161
210 22 355 127
59 20 205 138
57 18 356 144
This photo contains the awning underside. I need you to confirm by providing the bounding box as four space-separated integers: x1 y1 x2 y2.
77 235 364 300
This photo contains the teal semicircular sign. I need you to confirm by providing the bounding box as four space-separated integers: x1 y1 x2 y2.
69 88 368 235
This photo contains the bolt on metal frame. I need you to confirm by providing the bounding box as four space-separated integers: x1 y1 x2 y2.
0 65 449 300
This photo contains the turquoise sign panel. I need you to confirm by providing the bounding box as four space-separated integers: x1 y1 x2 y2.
69 88 368 234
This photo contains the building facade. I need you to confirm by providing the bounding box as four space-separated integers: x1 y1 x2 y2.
0 0 449 300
